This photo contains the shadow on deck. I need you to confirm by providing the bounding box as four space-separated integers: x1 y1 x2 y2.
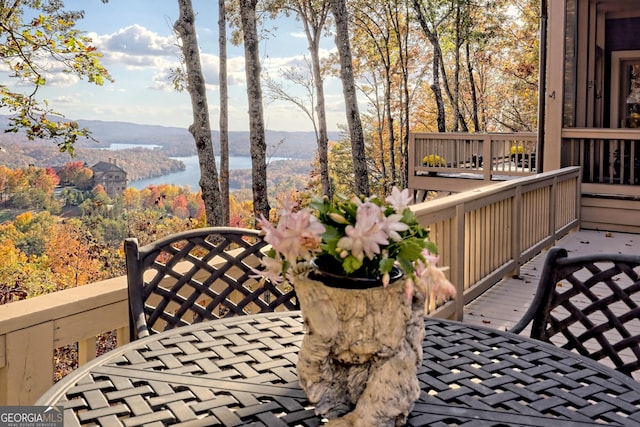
464 229 640 331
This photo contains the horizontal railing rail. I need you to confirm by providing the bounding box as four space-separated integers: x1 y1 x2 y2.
0 276 129 406
562 128 640 196
0 166 581 405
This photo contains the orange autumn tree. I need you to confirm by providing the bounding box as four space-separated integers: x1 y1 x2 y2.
0 238 57 300
0 165 16 205
0 212 58 298
58 161 94 189
172 194 190 219
45 220 105 288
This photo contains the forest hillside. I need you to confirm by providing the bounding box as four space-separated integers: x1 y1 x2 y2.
0 116 336 158
0 116 335 183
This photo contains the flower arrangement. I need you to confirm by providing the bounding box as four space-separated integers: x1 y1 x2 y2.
256 187 456 302
422 154 446 167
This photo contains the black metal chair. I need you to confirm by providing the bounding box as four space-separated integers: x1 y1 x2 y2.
509 247 640 378
124 227 298 340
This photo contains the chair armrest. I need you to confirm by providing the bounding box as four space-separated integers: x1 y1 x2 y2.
508 247 569 336
508 316 531 334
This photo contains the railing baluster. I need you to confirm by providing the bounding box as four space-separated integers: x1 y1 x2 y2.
77 337 96 365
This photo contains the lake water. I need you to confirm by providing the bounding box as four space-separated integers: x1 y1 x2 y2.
107 143 287 191
109 143 162 150
129 155 284 190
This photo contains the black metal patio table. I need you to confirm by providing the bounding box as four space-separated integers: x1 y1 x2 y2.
36 311 640 426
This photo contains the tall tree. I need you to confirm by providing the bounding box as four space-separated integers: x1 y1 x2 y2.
219 0 230 225
458 0 479 131
389 0 414 189
239 0 270 219
330 0 369 196
250 0 332 197
174 0 223 226
351 0 427 190
451 0 466 131
289 0 332 198
412 0 453 132
0 0 112 153
351 1 395 192
464 35 480 131
264 58 332 197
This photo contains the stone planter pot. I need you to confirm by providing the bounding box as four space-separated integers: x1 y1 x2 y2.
294 266 426 427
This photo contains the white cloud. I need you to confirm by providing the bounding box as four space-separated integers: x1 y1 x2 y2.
109 51 177 70
44 72 80 87
226 57 248 85
1 12 344 132
263 55 308 74
50 95 75 104
150 69 175 91
92 25 178 57
200 54 221 86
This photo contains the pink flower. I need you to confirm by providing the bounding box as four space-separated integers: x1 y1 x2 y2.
413 251 456 304
257 208 325 265
382 213 409 242
386 187 413 213
252 254 286 285
253 187 450 303
337 201 388 261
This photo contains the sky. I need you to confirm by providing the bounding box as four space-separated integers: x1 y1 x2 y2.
7 0 348 132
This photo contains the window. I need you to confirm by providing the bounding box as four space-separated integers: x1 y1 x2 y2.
610 50 640 128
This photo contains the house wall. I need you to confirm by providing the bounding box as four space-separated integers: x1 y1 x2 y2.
544 0 567 171
581 196 640 233
605 18 640 51
547 1 640 232
604 17 640 128
93 170 127 197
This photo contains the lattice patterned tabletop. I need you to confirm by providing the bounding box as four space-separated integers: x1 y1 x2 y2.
37 312 640 426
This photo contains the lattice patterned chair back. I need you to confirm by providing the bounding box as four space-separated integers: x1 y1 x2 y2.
125 227 298 340
510 247 640 378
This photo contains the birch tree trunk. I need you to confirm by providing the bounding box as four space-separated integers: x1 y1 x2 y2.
466 39 480 131
175 0 223 226
453 1 468 132
329 0 369 197
412 0 446 132
393 0 411 189
432 40 446 132
218 0 230 224
239 0 270 220
294 0 332 198
312 50 332 199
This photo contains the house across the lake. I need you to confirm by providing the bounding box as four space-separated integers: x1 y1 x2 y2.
91 158 128 197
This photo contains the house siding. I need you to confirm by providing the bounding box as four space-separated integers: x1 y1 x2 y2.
91 159 128 197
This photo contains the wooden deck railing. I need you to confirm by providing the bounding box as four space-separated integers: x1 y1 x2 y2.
408 132 537 195
562 128 640 196
0 276 129 405
413 166 581 320
0 166 581 405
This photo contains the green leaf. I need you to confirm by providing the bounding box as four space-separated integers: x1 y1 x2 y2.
342 256 363 274
390 239 424 270
379 257 395 274
424 240 438 255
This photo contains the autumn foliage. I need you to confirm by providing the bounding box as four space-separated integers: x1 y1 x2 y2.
0 163 257 302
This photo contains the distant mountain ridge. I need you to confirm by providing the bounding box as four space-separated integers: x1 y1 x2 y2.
0 116 339 159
